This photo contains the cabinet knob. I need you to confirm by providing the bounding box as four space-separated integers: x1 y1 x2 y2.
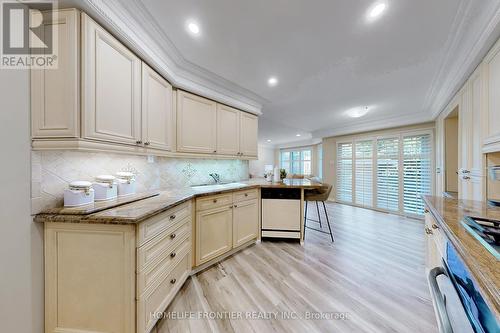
170 233 176 239
170 278 176 284
432 224 439 229
424 209 429 213
425 227 433 235
213 150 217 153
170 252 176 258
463 176 471 180
462 170 471 174
244 193 248 197
213 199 217 203
136 140 142 144
144 141 151 146
170 215 176 220
234 204 237 208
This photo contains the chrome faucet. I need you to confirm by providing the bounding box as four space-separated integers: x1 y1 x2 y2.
209 173 221 184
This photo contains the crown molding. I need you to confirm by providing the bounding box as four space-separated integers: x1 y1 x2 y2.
60 0 265 115
311 112 432 140
424 0 500 119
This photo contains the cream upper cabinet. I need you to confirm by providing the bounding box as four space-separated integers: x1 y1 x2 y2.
484 38 500 146
81 14 142 145
196 205 233 265
216 104 240 155
177 90 217 154
240 112 258 157
31 9 80 138
141 62 173 151
233 199 259 248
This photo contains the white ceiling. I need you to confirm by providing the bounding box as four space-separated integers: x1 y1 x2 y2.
133 0 496 146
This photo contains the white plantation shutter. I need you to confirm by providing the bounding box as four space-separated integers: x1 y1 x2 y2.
403 134 432 215
355 140 373 207
376 138 400 212
337 142 353 203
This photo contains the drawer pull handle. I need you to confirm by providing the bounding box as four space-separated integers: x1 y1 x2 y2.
170 233 176 239
170 278 176 284
424 209 429 213
234 205 237 208
432 224 439 229
170 252 176 258
213 199 217 203
425 227 433 235
245 193 248 197
170 214 176 220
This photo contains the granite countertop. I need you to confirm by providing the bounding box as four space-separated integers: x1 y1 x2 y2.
423 196 500 317
34 179 323 225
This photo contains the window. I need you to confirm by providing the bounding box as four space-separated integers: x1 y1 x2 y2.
318 144 323 179
280 148 312 175
337 142 353 203
376 138 400 212
403 134 432 215
355 140 373 207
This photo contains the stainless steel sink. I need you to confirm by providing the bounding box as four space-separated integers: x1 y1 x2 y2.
190 182 248 191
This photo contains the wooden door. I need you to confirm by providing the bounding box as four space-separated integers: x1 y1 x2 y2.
239 112 258 157
233 199 259 247
141 62 173 151
31 9 80 138
82 14 141 145
176 90 217 154
196 206 233 265
216 104 240 155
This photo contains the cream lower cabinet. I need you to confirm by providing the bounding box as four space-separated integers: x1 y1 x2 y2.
195 189 259 266
196 204 233 265
233 199 259 247
424 209 445 271
44 201 192 333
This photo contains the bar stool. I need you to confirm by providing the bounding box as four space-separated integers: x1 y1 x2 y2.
304 184 334 242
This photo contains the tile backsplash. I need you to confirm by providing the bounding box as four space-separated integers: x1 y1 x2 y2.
31 151 249 214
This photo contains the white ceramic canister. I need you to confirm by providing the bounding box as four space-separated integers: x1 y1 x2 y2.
64 181 94 207
93 175 117 201
116 171 136 197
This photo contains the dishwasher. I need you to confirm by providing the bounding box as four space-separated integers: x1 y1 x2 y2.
261 188 301 239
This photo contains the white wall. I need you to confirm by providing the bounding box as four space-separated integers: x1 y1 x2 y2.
0 68 44 331
249 145 276 177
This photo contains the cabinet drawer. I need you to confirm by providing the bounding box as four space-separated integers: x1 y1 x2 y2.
196 193 232 211
137 251 191 333
233 189 258 203
137 201 191 247
137 217 191 272
137 237 190 296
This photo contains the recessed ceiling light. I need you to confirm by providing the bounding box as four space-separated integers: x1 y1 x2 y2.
268 77 278 87
346 106 370 118
267 139 272 142
296 134 301 137
186 20 200 36
367 2 387 21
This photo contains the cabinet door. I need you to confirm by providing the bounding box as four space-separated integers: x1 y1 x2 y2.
31 9 79 138
233 199 259 248
82 14 141 145
216 104 240 155
177 90 217 154
484 39 500 144
239 112 258 157
196 206 232 265
141 62 173 151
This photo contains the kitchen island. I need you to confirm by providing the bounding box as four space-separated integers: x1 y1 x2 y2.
35 178 324 333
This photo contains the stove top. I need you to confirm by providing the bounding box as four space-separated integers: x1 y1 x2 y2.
461 216 500 260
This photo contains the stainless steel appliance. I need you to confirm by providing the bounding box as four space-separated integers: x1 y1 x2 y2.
429 242 499 333
261 188 301 239
462 216 500 260
487 154 500 205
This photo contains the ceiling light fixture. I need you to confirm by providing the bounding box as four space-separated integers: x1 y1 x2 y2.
346 106 370 118
367 2 387 21
268 77 278 87
296 134 301 137
267 139 272 142
186 20 200 36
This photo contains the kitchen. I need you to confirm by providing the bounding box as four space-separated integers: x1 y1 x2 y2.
1 1 500 333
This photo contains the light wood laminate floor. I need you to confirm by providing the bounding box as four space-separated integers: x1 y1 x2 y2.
157 203 438 333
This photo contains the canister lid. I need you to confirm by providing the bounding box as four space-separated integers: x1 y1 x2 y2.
95 175 116 184
116 171 135 180
69 180 93 190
